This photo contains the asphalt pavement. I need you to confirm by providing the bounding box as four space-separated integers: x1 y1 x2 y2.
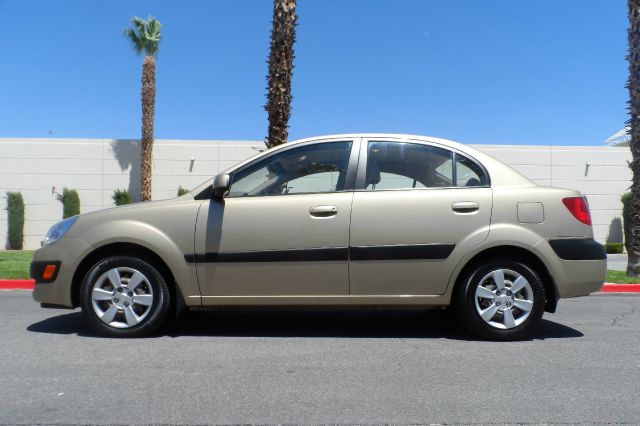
1 290 639 425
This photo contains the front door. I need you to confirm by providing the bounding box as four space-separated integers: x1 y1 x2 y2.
194 140 358 298
349 139 493 295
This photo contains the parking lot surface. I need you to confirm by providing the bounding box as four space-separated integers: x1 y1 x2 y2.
1 291 639 425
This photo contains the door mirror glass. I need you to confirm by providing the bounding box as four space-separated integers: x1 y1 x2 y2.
212 173 230 200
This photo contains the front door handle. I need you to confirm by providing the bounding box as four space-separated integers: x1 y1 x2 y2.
309 205 338 217
452 201 479 213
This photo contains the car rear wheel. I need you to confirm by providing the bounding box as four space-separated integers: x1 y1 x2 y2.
80 256 171 337
455 260 545 341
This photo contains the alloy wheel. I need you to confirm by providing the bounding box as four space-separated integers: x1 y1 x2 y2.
90 267 154 329
473 268 534 330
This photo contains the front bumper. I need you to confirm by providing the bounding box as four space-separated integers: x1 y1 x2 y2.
31 237 91 308
30 260 62 283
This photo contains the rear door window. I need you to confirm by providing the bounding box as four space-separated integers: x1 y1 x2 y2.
455 154 487 187
365 142 453 190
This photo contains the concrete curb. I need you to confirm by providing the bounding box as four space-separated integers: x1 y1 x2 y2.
0 279 36 290
1 279 640 293
598 283 640 293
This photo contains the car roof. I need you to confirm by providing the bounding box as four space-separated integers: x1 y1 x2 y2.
291 133 467 150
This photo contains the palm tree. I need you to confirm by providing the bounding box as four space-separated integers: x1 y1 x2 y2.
627 0 640 275
124 16 162 202
265 0 297 148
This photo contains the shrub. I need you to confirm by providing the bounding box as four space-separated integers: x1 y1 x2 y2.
56 188 80 219
622 192 632 253
177 186 189 196
6 192 25 250
112 189 133 206
605 243 624 254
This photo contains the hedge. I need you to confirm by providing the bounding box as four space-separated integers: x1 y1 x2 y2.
6 192 25 250
605 243 624 254
112 189 133 206
56 188 80 219
177 186 189 196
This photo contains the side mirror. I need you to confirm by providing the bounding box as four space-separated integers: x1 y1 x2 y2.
212 173 230 200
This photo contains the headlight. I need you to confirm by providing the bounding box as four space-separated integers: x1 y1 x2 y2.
43 216 78 246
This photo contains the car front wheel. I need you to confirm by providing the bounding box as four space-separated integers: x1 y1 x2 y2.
80 256 171 337
455 260 546 341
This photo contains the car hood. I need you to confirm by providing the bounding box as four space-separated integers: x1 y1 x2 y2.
64 194 202 238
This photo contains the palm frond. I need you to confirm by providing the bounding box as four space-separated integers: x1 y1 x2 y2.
132 16 147 35
123 28 143 55
124 15 162 57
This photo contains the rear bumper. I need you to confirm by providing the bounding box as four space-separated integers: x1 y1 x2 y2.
548 238 606 261
552 258 606 297
536 238 606 298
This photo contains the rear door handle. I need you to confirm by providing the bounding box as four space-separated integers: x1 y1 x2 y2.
452 201 479 213
309 205 338 217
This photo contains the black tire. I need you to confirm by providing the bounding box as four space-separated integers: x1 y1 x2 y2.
80 256 171 337
454 259 545 341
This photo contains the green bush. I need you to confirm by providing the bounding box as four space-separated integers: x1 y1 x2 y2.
177 186 189 196
56 188 80 219
112 189 133 206
6 192 25 250
622 192 632 253
605 243 624 254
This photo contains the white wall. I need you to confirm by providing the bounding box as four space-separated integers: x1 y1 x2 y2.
0 138 262 248
0 138 631 249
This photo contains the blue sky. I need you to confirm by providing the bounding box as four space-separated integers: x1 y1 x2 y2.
0 0 628 146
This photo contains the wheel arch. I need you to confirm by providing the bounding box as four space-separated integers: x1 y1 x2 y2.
451 245 559 313
70 242 177 308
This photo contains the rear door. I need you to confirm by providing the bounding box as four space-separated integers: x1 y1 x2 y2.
349 138 493 295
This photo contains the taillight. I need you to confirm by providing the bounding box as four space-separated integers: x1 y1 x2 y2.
562 197 592 225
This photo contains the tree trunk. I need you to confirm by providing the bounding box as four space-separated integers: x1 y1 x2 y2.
265 0 297 148
140 55 156 202
628 1 640 275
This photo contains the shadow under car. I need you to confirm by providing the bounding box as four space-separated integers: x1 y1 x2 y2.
27 307 584 340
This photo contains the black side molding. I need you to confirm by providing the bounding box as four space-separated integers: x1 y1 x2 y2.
548 238 606 261
350 244 455 261
185 247 348 263
184 244 456 263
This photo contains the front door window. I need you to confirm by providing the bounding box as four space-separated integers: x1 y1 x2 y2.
229 142 353 197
